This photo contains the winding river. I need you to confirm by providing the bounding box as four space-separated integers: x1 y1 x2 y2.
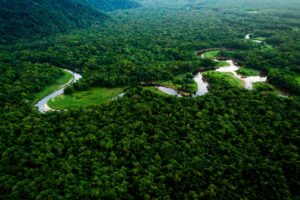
215 60 267 89
157 34 267 96
35 70 82 112
158 56 267 97
158 86 183 97
35 34 272 112
36 51 268 112
245 33 262 43
192 73 209 96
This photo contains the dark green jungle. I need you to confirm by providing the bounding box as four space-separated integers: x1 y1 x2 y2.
0 0 300 199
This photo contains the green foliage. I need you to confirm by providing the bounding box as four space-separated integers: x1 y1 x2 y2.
203 71 245 90
237 67 261 76
0 1 300 199
48 87 125 109
216 60 230 67
253 82 276 92
11 8 241 90
64 86 75 95
34 69 74 102
203 50 220 59
1 89 300 199
0 56 64 104
75 0 140 11
268 69 300 95
160 73 197 94
0 0 107 43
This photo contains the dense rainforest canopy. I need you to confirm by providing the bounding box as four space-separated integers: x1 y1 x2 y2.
0 0 300 199
74 0 141 11
0 0 109 43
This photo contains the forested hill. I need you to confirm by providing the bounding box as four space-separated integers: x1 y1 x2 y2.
75 0 141 11
0 0 108 43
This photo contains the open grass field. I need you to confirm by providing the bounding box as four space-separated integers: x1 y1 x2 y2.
48 87 125 110
33 69 74 102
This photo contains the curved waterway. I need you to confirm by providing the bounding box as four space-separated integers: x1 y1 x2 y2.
35 39 274 112
216 60 267 89
158 57 267 97
35 69 82 113
192 73 209 96
245 33 262 43
158 86 183 97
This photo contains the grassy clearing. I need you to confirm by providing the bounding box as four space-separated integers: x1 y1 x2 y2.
203 71 244 89
34 69 73 102
203 50 219 59
237 67 261 76
48 87 125 110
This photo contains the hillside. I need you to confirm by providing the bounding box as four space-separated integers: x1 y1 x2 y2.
0 0 107 43
76 0 141 11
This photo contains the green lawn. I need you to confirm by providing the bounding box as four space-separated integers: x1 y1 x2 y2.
48 87 125 110
237 67 261 76
203 71 244 88
203 50 219 59
34 69 74 102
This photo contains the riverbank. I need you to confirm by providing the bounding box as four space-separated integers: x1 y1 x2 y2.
35 69 82 112
33 69 74 103
48 87 125 110
34 48 280 112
